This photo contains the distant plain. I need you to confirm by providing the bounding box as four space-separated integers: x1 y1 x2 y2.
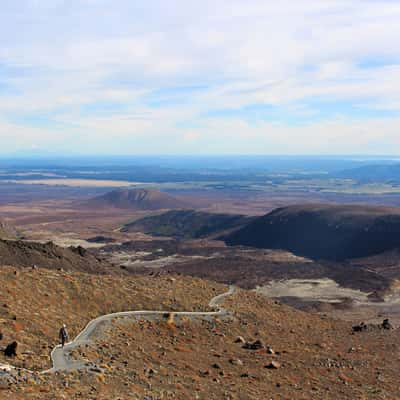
3 156 400 325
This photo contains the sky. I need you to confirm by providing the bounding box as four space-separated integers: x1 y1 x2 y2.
1 0 400 156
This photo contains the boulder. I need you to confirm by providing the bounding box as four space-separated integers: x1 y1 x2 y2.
229 358 243 366
382 319 393 330
267 346 275 355
4 342 18 357
353 319 394 332
0 363 12 372
352 322 368 332
265 361 281 369
71 246 87 257
242 339 265 350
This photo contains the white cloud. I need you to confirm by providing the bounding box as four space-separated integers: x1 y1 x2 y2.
0 0 400 154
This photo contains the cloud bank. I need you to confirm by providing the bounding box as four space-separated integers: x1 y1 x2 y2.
0 0 399 155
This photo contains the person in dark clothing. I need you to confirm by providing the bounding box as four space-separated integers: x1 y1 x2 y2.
59 324 69 347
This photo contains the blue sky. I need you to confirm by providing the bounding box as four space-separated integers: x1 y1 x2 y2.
1 0 400 155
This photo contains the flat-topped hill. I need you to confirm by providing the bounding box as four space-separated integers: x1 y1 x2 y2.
122 209 254 239
224 204 400 260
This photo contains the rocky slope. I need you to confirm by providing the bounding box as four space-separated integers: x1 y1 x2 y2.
87 188 190 210
0 266 225 371
0 239 111 273
224 204 400 260
0 268 399 399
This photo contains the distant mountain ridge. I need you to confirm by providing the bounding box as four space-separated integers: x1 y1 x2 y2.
224 204 400 261
122 209 255 239
88 188 190 210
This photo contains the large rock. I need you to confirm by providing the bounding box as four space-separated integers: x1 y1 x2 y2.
4 341 18 357
265 361 281 369
353 319 394 332
70 245 87 257
242 339 265 350
235 336 246 344
352 322 368 332
382 319 393 330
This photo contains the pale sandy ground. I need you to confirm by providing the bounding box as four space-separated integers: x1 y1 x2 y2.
24 235 109 248
256 278 370 303
257 278 400 326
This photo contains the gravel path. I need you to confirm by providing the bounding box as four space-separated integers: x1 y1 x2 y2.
45 285 236 373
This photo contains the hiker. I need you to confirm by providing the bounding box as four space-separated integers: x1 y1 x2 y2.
59 324 69 347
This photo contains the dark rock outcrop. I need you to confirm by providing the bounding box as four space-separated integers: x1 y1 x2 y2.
242 340 265 350
0 239 111 274
4 342 18 357
382 319 393 330
353 319 394 332
86 236 116 244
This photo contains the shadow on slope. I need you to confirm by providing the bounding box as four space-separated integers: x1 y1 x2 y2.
223 204 400 261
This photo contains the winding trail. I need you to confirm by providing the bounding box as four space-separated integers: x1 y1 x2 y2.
45 285 236 373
